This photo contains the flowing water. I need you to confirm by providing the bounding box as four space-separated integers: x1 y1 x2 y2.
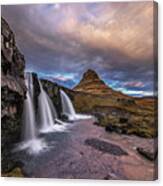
38 80 57 133
14 73 90 155
14 73 47 154
60 89 76 120
60 89 92 120
14 74 65 154
22 73 37 141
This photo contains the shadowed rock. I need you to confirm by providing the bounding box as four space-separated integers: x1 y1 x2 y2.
137 147 157 161
85 138 128 156
1 17 26 173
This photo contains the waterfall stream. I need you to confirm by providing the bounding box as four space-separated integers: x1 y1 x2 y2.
15 73 65 154
22 73 37 141
38 80 57 133
60 89 76 120
14 73 47 154
14 73 91 155
60 89 92 120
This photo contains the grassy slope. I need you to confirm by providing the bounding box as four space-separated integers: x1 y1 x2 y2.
66 89 157 138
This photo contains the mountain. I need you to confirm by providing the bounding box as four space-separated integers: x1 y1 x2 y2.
73 69 127 98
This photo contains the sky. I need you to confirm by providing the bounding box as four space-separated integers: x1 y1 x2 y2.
1 2 156 97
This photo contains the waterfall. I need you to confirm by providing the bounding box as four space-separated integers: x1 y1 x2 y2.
14 73 47 154
14 73 91 155
22 73 37 141
38 80 57 133
60 89 92 120
60 89 76 120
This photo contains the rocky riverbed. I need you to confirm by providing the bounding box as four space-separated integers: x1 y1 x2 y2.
12 118 157 180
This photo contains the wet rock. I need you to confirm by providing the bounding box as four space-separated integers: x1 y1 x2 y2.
61 114 69 121
31 72 41 113
85 138 128 156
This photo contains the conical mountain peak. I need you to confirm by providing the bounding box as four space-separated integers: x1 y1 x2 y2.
82 69 100 81
73 69 114 95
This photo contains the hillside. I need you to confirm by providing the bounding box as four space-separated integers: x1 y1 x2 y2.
41 69 157 139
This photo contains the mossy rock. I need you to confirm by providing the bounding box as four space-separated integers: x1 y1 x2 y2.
2 167 24 177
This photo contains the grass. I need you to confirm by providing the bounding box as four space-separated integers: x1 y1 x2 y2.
67 90 157 138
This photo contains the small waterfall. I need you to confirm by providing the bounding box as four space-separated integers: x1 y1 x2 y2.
60 89 76 120
37 80 58 133
22 73 37 141
60 89 92 120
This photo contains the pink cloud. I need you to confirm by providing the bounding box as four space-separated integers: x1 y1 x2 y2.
123 81 144 88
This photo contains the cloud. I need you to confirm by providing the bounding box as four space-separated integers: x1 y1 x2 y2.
123 81 144 88
1 2 156 96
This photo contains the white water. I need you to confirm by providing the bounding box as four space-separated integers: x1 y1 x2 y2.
15 73 47 155
38 80 67 133
60 89 76 120
60 89 92 120
38 80 56 132
22 74 37 141
14 74 91 155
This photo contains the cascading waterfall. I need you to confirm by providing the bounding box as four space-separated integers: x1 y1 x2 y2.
15 74 66 154
14 73 91 155
60 89 76 120
37 80 63 133
14 73 47 154
60 89 92 120
22 73 37 141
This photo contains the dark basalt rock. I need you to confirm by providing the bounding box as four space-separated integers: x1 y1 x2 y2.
61 114 69 121
1 17 26 173
85 138 128 156
119 117 128 124
137 147 158 161
31 72 41 113
105 125 117 132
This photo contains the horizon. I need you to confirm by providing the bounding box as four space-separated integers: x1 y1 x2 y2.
25 69 155 98
2 2 156 97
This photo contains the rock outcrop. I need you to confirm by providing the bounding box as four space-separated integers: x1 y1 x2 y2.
1 17 26 173
137 147 157 161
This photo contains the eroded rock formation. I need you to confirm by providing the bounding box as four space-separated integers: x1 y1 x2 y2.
1 17 26 173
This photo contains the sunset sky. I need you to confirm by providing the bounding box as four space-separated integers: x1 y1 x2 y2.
2 2 156 97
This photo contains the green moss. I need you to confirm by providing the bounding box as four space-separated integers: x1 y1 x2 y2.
2 167 24 177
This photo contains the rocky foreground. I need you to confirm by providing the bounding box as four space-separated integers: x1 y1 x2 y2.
13 118 157 180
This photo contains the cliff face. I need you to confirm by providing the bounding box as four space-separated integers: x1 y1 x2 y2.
1 17 26 173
